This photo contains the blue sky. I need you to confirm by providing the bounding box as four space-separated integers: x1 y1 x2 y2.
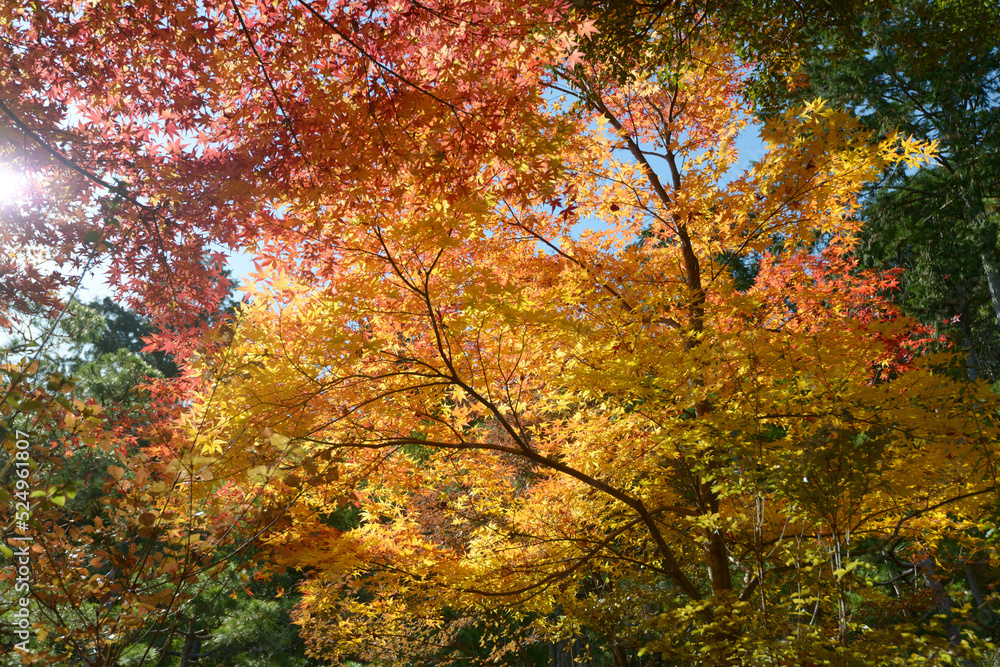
6 114 767 307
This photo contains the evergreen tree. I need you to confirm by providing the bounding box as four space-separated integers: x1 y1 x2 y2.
787 0 1000 379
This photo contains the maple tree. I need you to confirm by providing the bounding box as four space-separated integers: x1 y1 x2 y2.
220 63 998 667
2 0 1000 665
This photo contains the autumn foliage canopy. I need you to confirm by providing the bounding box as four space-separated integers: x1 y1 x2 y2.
1 0 998 665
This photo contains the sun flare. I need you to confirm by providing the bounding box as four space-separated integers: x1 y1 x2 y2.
0 168 27 203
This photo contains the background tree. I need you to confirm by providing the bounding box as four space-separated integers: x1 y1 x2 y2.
781 0 1000 380
572 0 885 102
1 295 318 666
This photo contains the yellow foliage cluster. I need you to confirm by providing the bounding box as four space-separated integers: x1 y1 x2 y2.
165 23 997 667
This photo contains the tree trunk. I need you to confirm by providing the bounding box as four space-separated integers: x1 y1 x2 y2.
964 561 986 613
957 294 980 381
548 637 581 667
610 639 630 667
179 618 198 667
980 250 1000 333
916 555 969 656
